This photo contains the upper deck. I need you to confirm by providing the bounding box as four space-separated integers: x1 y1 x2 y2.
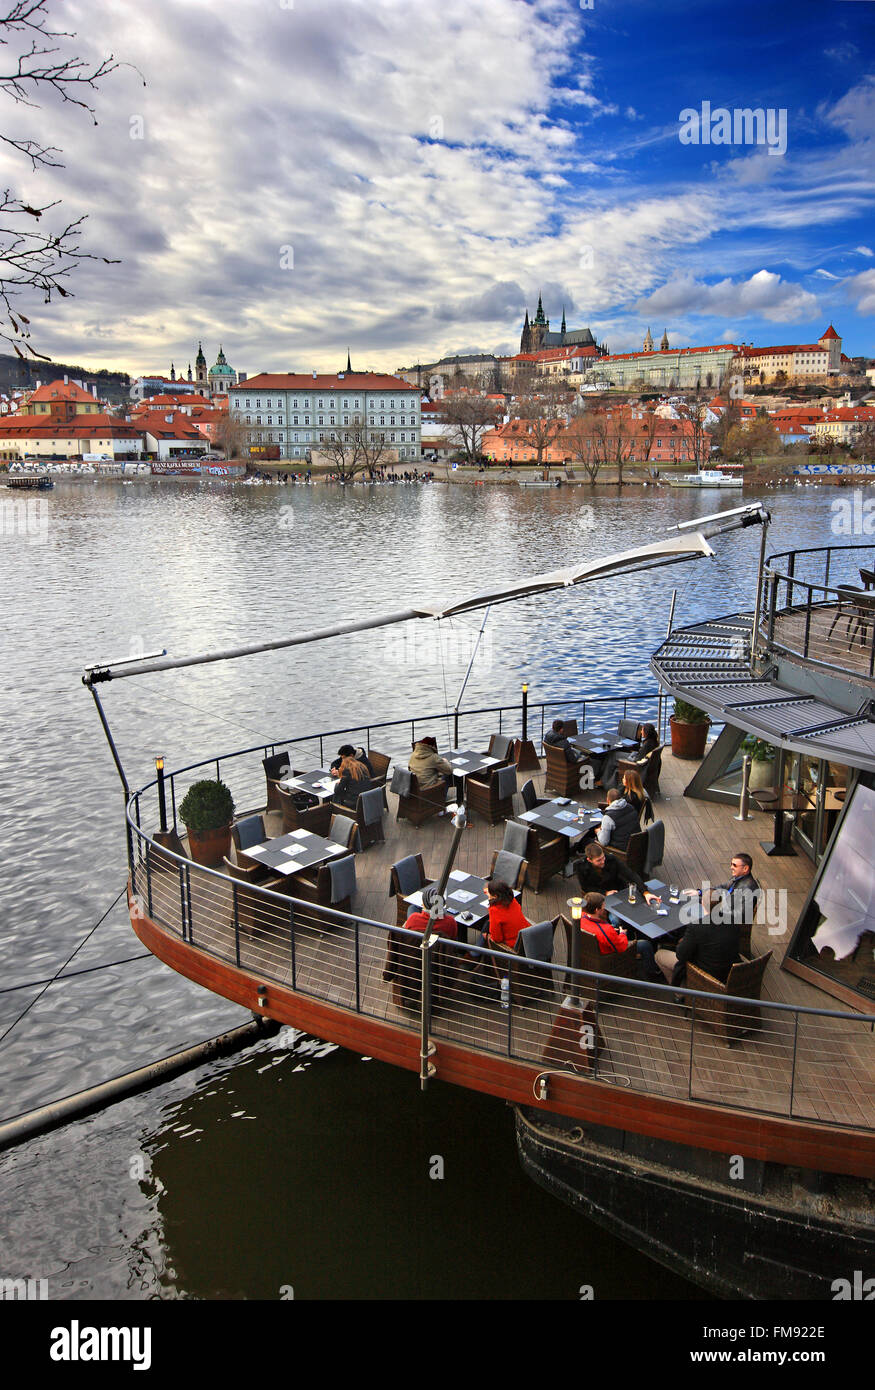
125 693 875 1176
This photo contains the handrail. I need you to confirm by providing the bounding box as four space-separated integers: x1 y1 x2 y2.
126 778 875 1134
759 544 875 679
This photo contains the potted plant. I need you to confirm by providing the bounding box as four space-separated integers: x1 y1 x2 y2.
741 735 776 791
178 778 235 867
669 699 711 760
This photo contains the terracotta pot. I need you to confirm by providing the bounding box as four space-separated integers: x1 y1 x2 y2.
186 822 232 867
669 715 710 760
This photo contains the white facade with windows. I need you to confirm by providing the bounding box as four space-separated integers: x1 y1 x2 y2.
228 373 422 459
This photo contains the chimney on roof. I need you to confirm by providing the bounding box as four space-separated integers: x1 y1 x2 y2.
63 374 68 384
91 383 98 398
165 414 173 424
312 370 317 379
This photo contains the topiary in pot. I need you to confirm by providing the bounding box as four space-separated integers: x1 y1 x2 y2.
669 699 711 760
178 778 235 866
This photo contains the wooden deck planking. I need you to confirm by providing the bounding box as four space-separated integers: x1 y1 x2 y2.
148 746 875 1131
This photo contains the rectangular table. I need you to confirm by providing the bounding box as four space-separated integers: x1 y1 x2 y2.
443 749 501 777
244 827 350 876
404 869 520 944
571 731 635 756
518 798 602 843
601 889 691 943
279 768 337 802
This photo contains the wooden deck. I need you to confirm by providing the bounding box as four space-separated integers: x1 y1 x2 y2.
138 746 875 1141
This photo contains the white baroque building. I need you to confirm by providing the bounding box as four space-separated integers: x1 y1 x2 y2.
228 371 421 460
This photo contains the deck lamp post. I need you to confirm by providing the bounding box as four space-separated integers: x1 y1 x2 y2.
514 680 541 772
156 755 168 834
567 896 583 1001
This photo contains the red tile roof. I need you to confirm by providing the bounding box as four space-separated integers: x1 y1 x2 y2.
231 373 416 392
820 325 841 340
27 378 98 404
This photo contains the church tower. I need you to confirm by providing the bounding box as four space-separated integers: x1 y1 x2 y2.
660 328 670 351
520 308 531 354
643 327 654 352
561 306 567 343
195 342 208 391
530 294 549 351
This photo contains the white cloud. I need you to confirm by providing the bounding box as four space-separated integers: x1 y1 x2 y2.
636 270 819 324
846 270 875 316
855 246 874 258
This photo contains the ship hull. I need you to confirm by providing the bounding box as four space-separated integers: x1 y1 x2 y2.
515 1106 875 1300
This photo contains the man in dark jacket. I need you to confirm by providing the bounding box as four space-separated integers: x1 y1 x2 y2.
544 718 589 765
655 853 757 984
576 842 658 903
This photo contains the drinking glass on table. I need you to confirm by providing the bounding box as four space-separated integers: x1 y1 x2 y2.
669 884 679 903
628 883 637 904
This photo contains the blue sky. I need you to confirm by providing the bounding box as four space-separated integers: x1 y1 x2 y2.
2 0 872 373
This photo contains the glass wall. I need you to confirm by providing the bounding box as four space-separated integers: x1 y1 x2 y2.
788 774 875 1002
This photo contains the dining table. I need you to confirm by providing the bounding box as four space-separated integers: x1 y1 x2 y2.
278 768 338 802
404 868 520 944
242 827 351 876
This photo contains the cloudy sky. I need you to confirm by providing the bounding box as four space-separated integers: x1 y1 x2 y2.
2 0 874 376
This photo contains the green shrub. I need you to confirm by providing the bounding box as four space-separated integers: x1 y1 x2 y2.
741 735 775 762
672 700 710 725
178 779 234 833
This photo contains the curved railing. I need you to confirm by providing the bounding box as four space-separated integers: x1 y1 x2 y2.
760 543 875 680
124 693 875 1135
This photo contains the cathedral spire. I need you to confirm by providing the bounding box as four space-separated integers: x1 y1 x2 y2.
561 306 567 337
346 348 352 373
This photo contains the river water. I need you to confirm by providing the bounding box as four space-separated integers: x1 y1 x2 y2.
0 476 850 1300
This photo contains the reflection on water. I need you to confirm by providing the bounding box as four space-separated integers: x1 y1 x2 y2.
0 478 842 1297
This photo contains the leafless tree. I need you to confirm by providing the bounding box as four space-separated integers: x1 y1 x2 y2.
212 413 248 459
562 411 601 484
318 415 396 481
441 391 501 465
510 381 569 478
0 1 129 358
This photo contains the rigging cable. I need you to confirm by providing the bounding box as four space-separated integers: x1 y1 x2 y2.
0 886 127 1048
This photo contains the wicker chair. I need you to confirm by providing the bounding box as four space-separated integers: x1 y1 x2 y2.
466 764 517 825
327 814 361 852
393 771 448 827
485 732 515 765
367 749 392 807
502 821 566 892
223 857 289 938
577 927 643 981
292 854 356 921
616 744 663 800
389 853 427 926
262 751 291 811
544 744 583 797
487 848 529 892
331 785 384 849
686 951 772 1046
382 928 457 1014
520 779 550 813
625 820 665 880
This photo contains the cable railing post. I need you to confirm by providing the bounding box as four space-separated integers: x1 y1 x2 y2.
453 709 459 746
507 959 513 1056
184 863 193 944
178 861 187 939
145 842 153 920
289 901 296 989
354 917 361 1013
232 884 241 967
788 1010 800 1118
687 996 696 1101
803 584 813 658
170 774 177 827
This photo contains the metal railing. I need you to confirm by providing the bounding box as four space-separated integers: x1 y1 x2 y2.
125 724 875 1135
760 544 875 680
138 691 663 838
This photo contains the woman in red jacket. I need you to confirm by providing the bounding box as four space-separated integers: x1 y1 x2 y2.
484 878 529 950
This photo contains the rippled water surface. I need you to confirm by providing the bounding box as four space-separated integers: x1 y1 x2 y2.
0 476 847 1298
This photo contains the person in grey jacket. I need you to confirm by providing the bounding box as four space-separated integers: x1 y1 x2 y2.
408 737 453 791
596 789 639 852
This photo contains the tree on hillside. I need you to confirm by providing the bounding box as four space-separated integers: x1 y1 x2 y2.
441 391 501 465
724 417 782 463
213 413 248 460
0 1 128 359
563 411 601 484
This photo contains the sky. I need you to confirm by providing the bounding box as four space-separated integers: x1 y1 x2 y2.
2 0 874 377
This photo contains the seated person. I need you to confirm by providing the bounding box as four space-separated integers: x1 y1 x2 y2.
408 735 453 791
477 878 530 952
329 743 374 777
620 768 651 822
402 885 458 940
576 840 658 903
331 752 371 809
655 910 740 987
596 788 639 852
579 892 657 978
706 852 760 926
544 718 591 766
602 722 659 790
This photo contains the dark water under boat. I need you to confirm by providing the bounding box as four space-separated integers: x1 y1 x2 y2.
0 477 849 1298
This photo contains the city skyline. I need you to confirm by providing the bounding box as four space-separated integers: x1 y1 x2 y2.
1 0 872 376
